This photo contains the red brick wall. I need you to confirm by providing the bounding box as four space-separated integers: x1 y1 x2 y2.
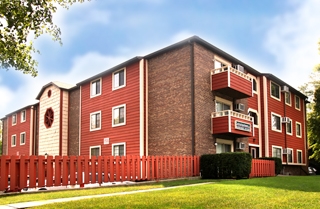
2 118 8 155
68 87 80 156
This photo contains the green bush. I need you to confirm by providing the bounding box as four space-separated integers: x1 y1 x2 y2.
200 152 252 179
259 157 282 175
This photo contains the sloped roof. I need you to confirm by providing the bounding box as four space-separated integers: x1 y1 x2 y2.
35 81 76 100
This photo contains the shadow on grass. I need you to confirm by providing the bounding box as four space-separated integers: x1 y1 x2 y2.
216 175 320 192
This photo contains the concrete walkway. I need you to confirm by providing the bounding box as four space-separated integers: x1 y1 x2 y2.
0 182 212 209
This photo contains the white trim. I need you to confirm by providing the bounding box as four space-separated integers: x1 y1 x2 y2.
12 114 17 126
270 81 281 101
285 92 292 106
286 118 293 135
248 108 259 128
29 106 33 155
256 77 262 157
271 112 282 133
90 110 102 131
295 121 302 138
249 143 260 147
287 148 293 164
20 109 26 123
112 104 126 127
79 86 82 155
112 142 126 156
146 60 149 156
139 59 144 156
11 134 17 147
252 77 258 94
250 147 257 158
263 76 269 157
89 145 101 158
302 101 307 167
112 68 126 91
296 149 303 164
295 95 301 111
20 132 26 145
272 145 283 162
90 77 102 98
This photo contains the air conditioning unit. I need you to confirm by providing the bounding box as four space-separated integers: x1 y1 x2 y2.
283 148 292 155
236 64 245 73
235 103 245 111
236 142 245 150
281 117 290 124
281 85 289 92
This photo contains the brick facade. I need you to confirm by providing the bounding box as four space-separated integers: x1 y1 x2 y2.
2 118 8 155
68 87 80 156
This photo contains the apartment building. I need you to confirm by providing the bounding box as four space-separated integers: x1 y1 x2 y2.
1 36 308 174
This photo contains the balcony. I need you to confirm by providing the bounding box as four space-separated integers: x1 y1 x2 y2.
211 110 254 137
211 66 253 99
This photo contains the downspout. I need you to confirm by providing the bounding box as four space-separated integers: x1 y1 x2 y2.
189 40 195 156
283 94 287 165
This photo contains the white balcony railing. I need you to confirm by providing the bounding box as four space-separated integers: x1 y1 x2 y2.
211 66 252 82
211 110 253 122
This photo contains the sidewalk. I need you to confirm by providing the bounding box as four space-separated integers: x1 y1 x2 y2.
0 182 212 209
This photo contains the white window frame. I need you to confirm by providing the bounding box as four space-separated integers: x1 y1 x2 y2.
250 147 257 158
90 78 102 98
287 148 293 164
270 81 281 101
90 145 101 158
272 145 282 161
248 108 259 127
252 78 257 94
112 68 126 90
112 104 126 127
20 132 26 145
90 111 101 131
21 110 26 123
295 95 301 110
12 114 17 126
286 118 292 135
271 112 282 132
11 134 16 147
112 142 126 156
285 92 291 106
296 122 302 138
297 150 302 164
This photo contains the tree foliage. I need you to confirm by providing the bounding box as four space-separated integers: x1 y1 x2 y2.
0 0 87 77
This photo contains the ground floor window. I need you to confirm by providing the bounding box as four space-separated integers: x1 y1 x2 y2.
90 146 101 158
112 143 126 156
216 139 233 153
272 146 282 159
287 148 293 163
297 150 302 164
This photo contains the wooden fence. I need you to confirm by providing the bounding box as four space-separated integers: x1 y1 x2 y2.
250 159 275 178
0 155 200 191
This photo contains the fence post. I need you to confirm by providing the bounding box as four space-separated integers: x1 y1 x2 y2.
46 156 54 187
0 156 10 190
19 155 28 189
54 156 62 186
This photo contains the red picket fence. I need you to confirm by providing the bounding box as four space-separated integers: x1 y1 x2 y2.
250 159 275 178
0 155 200 191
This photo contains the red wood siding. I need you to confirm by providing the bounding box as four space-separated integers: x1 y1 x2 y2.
212 72 228 90
248 93 259 145
229 73 252 97
212 116 253 137
7 108 31 156
80 62 141 156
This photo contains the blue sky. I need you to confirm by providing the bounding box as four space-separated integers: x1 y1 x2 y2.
1 0 320 117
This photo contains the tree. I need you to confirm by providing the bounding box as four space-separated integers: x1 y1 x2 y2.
308 87 320 161
0 0 88 77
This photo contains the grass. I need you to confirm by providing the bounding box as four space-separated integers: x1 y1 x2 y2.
2 176 320 208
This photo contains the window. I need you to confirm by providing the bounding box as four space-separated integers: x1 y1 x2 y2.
295 96 300 110
252 79 257 92
272 146 282 159
90 146 101 158
216 139 234 153
250 147 257 158
113 68 126 90
287 148 293 163
286 119 292 135
11 135 16 147
285 92 291 106
90 111 101 131
271 113 281 132
297 150 302 164
91 78 101 97
296 122 302 137
271 81 280 100
20 132 26 145
112 143 126 156
21 110 26 122
12 114 17 125
215 97 232 116
112 104 126 127
44 108 54 128
248 110 258 126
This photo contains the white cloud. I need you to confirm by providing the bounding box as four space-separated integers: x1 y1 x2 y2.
264 0 320 89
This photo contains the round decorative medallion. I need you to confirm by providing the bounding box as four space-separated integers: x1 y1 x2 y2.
47 90 52 98
44 108 54 128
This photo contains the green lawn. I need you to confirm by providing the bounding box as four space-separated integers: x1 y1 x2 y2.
1 176 320 208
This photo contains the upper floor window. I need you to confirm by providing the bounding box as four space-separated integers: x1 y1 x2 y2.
214 60 226 69
271 113 281 132
295 96 301 110
113 68 126 90
112 104 126 127
296 122 302 138
90 145 101 158
252 79 257 92
285 92 291 106
12 114 17 126
112 143 126 156
20 132 26 145
21 110 26 122
90 111 101 131
11 135 16 147
271 81 280 100
248 110 258 126
286 119 292 135
91 78 101 98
